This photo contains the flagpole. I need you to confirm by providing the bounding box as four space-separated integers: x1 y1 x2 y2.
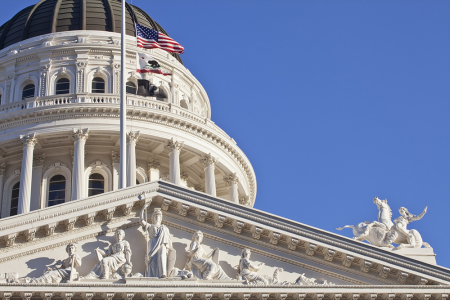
119 0 127 189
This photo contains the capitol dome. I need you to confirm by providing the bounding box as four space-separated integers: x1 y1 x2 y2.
0 0 182 63
0 0 256 219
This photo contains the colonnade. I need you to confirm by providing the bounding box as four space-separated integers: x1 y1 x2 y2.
14 130 242 215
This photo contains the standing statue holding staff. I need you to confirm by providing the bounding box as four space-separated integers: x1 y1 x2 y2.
140 199 176 278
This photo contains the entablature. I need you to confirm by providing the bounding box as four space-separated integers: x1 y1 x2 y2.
0 181 447 286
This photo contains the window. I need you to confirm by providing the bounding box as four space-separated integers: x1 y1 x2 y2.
56 78 70 95
92 77 105 93
88 173 105 196
10 182 20 216
0 93 2 104
126 81 136 94
48 175 66 207
22 84 35 100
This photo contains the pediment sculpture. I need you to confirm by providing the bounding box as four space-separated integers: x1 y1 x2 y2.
237 248 286 285
83 229 132 279
337 197 430 249
24 243 81 283
9 203 335 286
185 230 230 280
139 203 176 278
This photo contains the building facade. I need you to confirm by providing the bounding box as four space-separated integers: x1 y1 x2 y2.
0 1 449 300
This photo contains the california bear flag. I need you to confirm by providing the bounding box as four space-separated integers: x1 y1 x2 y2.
136 52 171 76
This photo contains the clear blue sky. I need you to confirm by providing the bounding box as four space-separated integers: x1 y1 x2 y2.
1 1 449 268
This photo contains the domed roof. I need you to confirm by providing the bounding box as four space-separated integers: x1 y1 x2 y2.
0 0 182 64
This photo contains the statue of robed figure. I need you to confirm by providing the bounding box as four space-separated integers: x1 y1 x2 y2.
140 202 176 278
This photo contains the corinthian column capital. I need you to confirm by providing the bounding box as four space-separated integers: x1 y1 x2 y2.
223 173 239 186
200 153 218 168
165 138 183 152
148 159 160 169
127 131 140 143
20 133 38 147
33 153 46 167
72 128 89 142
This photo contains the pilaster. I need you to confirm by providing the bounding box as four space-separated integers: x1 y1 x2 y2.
30 153 45 211
148 159 160 182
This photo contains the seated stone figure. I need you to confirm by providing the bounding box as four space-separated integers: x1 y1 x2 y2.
237 248 285 285
185 231 230 280
83 229 132 279
26 243 81 283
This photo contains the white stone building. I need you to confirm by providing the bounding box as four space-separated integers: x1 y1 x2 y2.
0 1 448 299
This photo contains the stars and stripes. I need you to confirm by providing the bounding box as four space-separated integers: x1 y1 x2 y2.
136 23 184 54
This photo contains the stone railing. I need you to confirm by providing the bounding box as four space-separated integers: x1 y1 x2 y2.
0 93 208 125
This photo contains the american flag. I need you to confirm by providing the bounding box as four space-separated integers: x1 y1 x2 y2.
136 23 184 54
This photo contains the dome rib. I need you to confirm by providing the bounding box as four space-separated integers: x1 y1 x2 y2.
21 1 45 40
51 0 64 33
0 0 183 64
105 0 116 33
0 5 34 49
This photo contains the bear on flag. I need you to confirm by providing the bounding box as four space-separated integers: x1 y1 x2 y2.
136 53 171 76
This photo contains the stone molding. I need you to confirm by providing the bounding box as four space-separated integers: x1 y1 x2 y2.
0 102 256 203
0 181 447 285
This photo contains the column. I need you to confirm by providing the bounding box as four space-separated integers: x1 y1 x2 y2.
30 154 45 211
147 159 160 182
18 133 38 214
224 173 240 203
126 131 140 187
200 153 218 196
112 151 120 190
72 129 89 200
0 163 5 217
165 138 183 185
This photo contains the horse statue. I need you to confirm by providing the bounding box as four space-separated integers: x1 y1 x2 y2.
337 197 430 249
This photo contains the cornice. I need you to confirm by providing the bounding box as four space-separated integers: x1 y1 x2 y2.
0 102 256 202
0 181 447 286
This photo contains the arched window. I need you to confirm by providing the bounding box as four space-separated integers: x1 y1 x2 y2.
22 84 35 100
10 182 20 216
55 78 70 95
88 173 105 196
92 77 105 93
126 81 136 94
48 175 66 207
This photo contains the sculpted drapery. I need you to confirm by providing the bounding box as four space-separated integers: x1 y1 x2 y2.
140 203 175 278
185 230 230 280
28 243 81 283
84 229 132 279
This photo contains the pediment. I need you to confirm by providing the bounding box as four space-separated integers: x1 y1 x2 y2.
0 181 448 298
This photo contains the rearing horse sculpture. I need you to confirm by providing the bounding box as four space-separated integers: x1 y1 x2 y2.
337 197 430 249
337 197 392 238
